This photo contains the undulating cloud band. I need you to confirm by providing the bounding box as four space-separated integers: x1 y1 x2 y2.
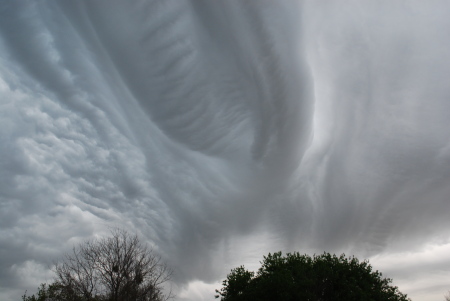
1 1 449 300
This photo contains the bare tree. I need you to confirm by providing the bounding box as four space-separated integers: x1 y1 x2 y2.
53 229 173 301
445 291 450 301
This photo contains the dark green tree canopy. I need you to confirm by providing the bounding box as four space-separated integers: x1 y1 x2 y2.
216 252 410 301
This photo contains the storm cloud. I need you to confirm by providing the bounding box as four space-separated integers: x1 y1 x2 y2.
1 1 450 300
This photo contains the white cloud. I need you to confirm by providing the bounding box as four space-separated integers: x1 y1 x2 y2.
177 280 220 301
1 1 449 300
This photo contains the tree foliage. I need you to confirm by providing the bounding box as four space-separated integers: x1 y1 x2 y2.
215 251 410 301
22 229 172 301
22 282 85 301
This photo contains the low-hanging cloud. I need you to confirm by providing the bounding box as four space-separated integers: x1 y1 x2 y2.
1 1 449 300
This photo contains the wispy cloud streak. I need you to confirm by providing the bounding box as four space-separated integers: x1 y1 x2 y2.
1 1 449 300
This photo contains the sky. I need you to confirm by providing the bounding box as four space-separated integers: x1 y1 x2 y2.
0 1 450 300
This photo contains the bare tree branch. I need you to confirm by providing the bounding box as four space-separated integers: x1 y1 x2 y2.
52 229 173 301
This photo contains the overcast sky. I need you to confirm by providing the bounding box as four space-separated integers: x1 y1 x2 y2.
1 1 450 300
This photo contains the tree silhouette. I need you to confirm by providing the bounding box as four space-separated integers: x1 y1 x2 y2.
216 252 410 301
23 229 172 301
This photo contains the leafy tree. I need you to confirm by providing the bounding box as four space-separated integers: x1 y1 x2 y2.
216 252 410 301
22 282 85 301
22 229 173 301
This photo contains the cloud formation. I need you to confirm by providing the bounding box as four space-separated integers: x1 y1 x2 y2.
1 1 449 300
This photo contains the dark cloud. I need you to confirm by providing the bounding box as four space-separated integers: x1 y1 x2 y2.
1 1 449 300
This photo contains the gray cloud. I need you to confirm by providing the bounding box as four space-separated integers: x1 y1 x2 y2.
1 1 450 300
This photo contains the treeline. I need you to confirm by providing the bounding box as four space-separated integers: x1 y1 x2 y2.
23 229 416 301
